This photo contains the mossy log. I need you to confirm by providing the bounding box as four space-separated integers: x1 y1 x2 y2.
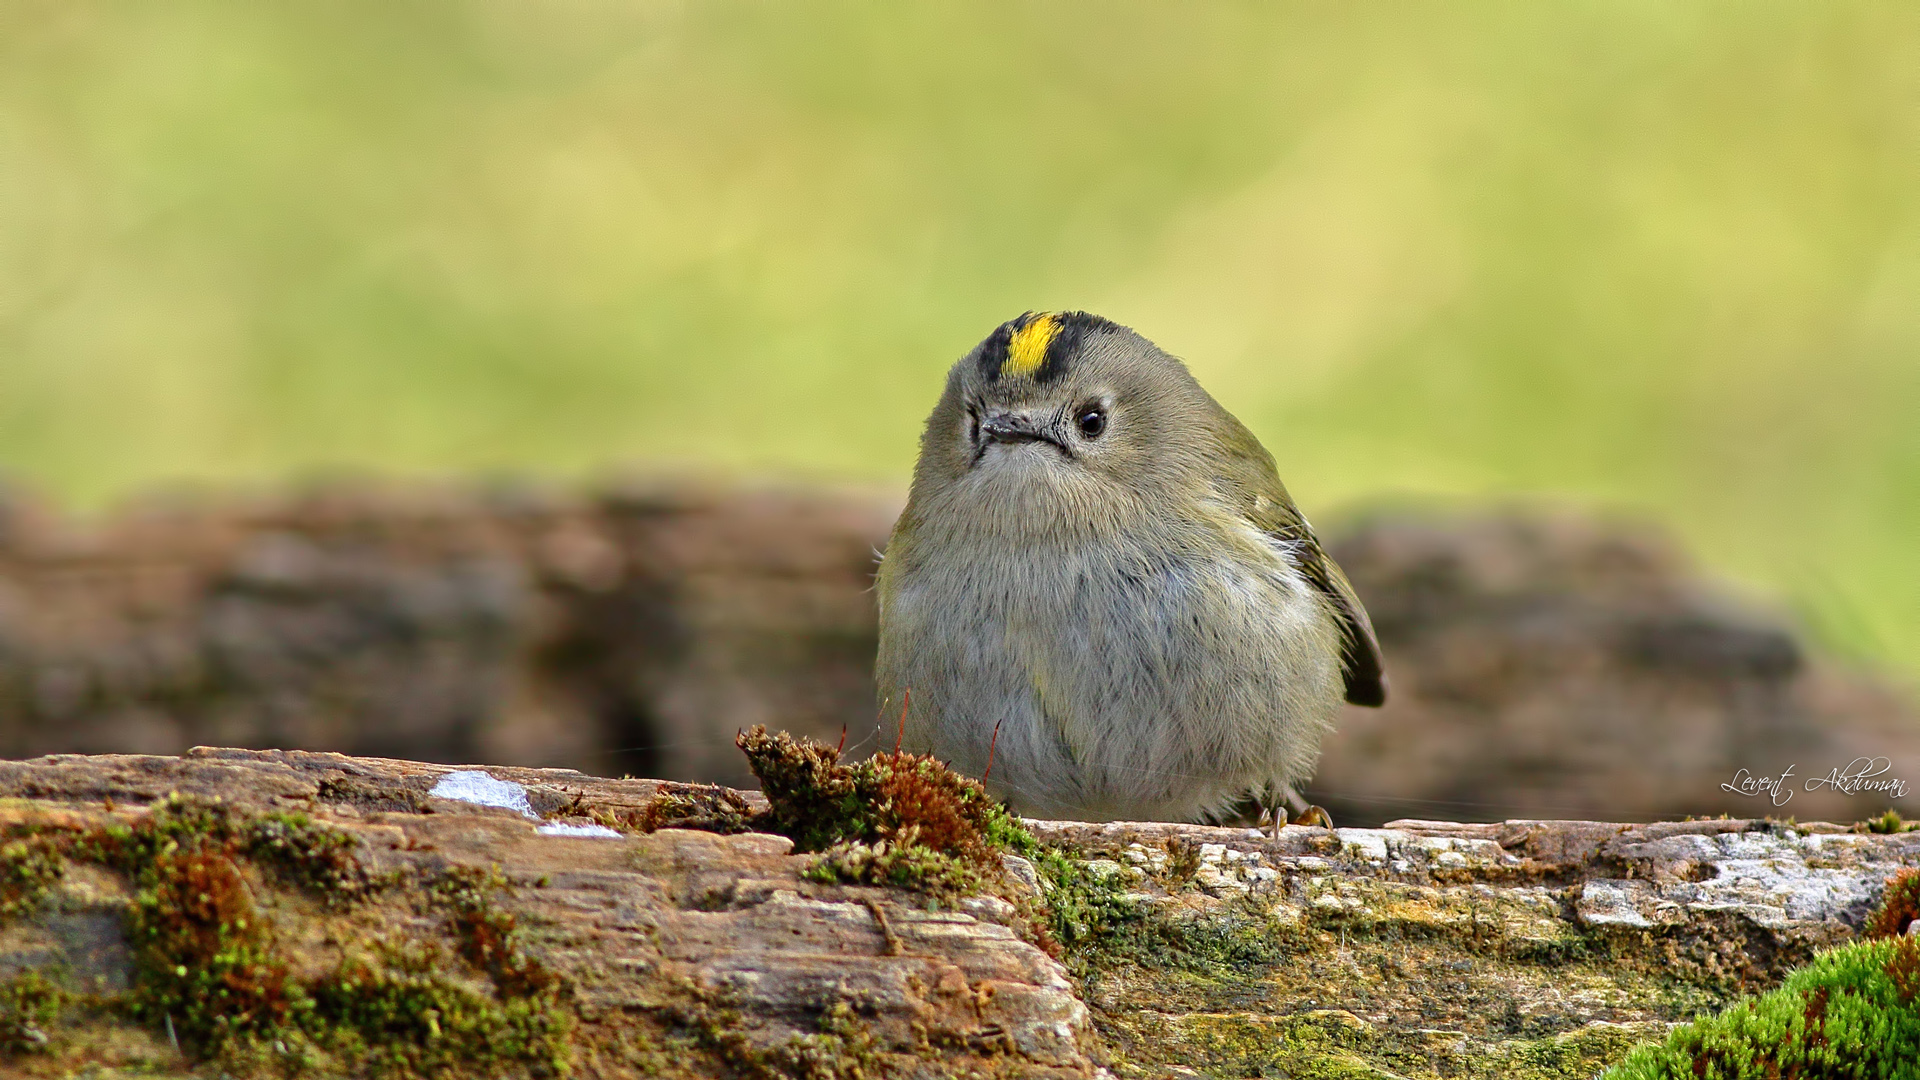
0 747 1915 1078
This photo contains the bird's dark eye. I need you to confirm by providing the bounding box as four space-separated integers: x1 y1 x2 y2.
1077 406 1107 439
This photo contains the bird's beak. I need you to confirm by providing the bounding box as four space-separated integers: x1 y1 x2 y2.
978 412 1067 456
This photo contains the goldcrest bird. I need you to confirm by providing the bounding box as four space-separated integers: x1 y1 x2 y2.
875 311 1385 824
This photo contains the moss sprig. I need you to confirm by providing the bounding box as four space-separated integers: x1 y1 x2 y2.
123 849 304 1053
736 725 1034 896
735 725 1035 856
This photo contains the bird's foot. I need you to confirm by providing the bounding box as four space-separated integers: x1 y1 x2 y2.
1251 798 1292 838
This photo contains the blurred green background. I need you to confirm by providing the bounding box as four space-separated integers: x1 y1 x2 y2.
2 1 1915 676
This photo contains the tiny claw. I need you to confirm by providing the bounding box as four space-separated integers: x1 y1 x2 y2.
1289 805 1334 830
1259 804 1279 839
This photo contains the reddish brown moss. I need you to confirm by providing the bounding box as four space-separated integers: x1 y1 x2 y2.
1866 868 1920 940
1798 983 1830 1053
1887 935 1920 1003
631 783 757 834
432 868 565 1000
735 724 1018 866
865 752 998 865
125 850 300 1051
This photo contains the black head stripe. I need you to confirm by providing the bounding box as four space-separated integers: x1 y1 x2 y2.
975 310 1117 385
975 314 1024 383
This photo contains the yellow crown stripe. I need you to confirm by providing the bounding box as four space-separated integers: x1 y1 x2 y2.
1002 314 1060 380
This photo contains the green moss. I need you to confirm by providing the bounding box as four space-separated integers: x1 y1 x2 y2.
66 795 236 873
1033 846 1290 985
1128 1009 1652 1080
1602 936 1920 1079
1031 847 1156 967
1085 862 1920 1078
802 839 980 896
1600 866 1920 1079
673 999 884 1080
278 871 574 1079
736 726 861 854
306 943 572 1079
119 857 573 1075
1483 1024 1654 1078
740 726 995 855
0 970 65 1057
979 801 1039 857
0 835 65 923
1858 809 1920 834
755 1002 885 1080
243 809 385 903
1294 875 1806 1001
1050 862 1764 1078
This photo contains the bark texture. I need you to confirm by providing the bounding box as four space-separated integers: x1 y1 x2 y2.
0 748 1914 1078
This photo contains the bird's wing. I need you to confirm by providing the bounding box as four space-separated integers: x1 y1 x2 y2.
1222 428 1388 708
1295 530 1388 707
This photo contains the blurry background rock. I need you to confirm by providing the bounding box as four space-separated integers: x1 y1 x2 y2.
0 478 1911 824
0 479 891 790
1309 512 1920 826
